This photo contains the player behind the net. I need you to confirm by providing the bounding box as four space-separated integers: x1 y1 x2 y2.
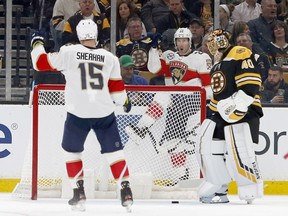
196 29 263 204
125 27 213 185
30 19 133 212
126 27 213 141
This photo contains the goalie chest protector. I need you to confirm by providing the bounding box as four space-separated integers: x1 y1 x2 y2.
208 46 263 118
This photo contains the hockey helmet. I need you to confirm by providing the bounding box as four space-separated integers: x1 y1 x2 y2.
174 28 193 48
207 29 231 56
76 19 98 42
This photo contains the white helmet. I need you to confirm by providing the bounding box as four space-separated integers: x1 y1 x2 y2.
76 19 98 42
174 28 193 48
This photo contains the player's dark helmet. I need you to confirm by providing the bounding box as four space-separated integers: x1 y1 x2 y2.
207 29 231 56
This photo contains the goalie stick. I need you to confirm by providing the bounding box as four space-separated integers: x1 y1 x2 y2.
146 124 200 155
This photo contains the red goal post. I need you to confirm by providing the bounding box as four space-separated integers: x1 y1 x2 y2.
14 84 206 200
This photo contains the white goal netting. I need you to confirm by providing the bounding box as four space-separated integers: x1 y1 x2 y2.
13 85 206 200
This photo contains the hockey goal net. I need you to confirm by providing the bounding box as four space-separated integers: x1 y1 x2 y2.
13 84 206 200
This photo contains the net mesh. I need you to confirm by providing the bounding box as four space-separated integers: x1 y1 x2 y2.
14 85 205 199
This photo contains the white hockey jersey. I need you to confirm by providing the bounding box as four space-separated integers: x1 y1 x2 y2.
31 43 127 118
147 48 213 99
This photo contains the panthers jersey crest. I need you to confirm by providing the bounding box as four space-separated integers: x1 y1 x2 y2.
169 61 188 85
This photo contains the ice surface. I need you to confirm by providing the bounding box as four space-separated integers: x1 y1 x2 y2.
0 193 287 216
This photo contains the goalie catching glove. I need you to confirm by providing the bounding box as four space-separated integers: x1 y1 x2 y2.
31 31 45 49
123 97 132 113
217 90 254 123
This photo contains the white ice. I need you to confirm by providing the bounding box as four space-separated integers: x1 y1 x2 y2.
1 193 288 216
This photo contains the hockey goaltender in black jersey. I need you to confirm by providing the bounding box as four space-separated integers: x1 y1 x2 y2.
209 45 263 143
196 29 264 205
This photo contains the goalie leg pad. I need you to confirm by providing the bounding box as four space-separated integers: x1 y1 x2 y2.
196 119 232 197
224 123 263 201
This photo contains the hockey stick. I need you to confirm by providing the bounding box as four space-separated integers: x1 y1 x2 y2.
159 124 200 155
147 130 160 154
39 0 45 30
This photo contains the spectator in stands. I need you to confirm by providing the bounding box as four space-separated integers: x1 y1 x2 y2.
140 0 170 33
182 0 197 14
116 16 161 73
230 21 251 45
277 0 288 24
248 0 278 54
120 55 149 85
116 0 146 41
97 0 111 21
231 0 262 23
218 4 235 34
190 0 214 34
260 66 288 103
62 0 110 48
236 33 272 82
267 20 288 72
51 0 101 51
156 0 197 34
160 28 177 52
199 33 214 60
189 18 205 51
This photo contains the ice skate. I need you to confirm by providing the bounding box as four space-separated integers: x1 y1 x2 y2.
68 180 86 211
120 181 133 213
125 124 149 144
200 193 229 204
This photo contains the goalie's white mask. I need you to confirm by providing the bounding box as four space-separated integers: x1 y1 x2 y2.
76 19 98 44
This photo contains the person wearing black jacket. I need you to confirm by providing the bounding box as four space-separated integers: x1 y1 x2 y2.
156 0 197 34
62 0 110 48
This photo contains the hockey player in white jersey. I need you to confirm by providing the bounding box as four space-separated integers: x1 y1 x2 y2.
126 28 212 138
30 20 133 212
125 28 212 184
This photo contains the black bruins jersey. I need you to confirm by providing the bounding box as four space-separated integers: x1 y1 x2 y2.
62 11 110 47
116 37 155 72
209 46 263 118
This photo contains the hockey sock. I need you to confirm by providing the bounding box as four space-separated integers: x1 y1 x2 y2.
104 150 130 180
65 153 84 188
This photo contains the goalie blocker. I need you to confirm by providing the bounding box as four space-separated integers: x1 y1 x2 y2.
197 119 263 204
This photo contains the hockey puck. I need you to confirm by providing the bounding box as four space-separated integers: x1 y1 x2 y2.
171 201 179 204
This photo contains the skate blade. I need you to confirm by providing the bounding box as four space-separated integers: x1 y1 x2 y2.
71 201 86 211
200 196 229 204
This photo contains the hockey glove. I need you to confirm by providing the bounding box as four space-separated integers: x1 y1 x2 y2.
217 90 255 123
123 97 132 113
148 32 162 48
31 31 45 49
